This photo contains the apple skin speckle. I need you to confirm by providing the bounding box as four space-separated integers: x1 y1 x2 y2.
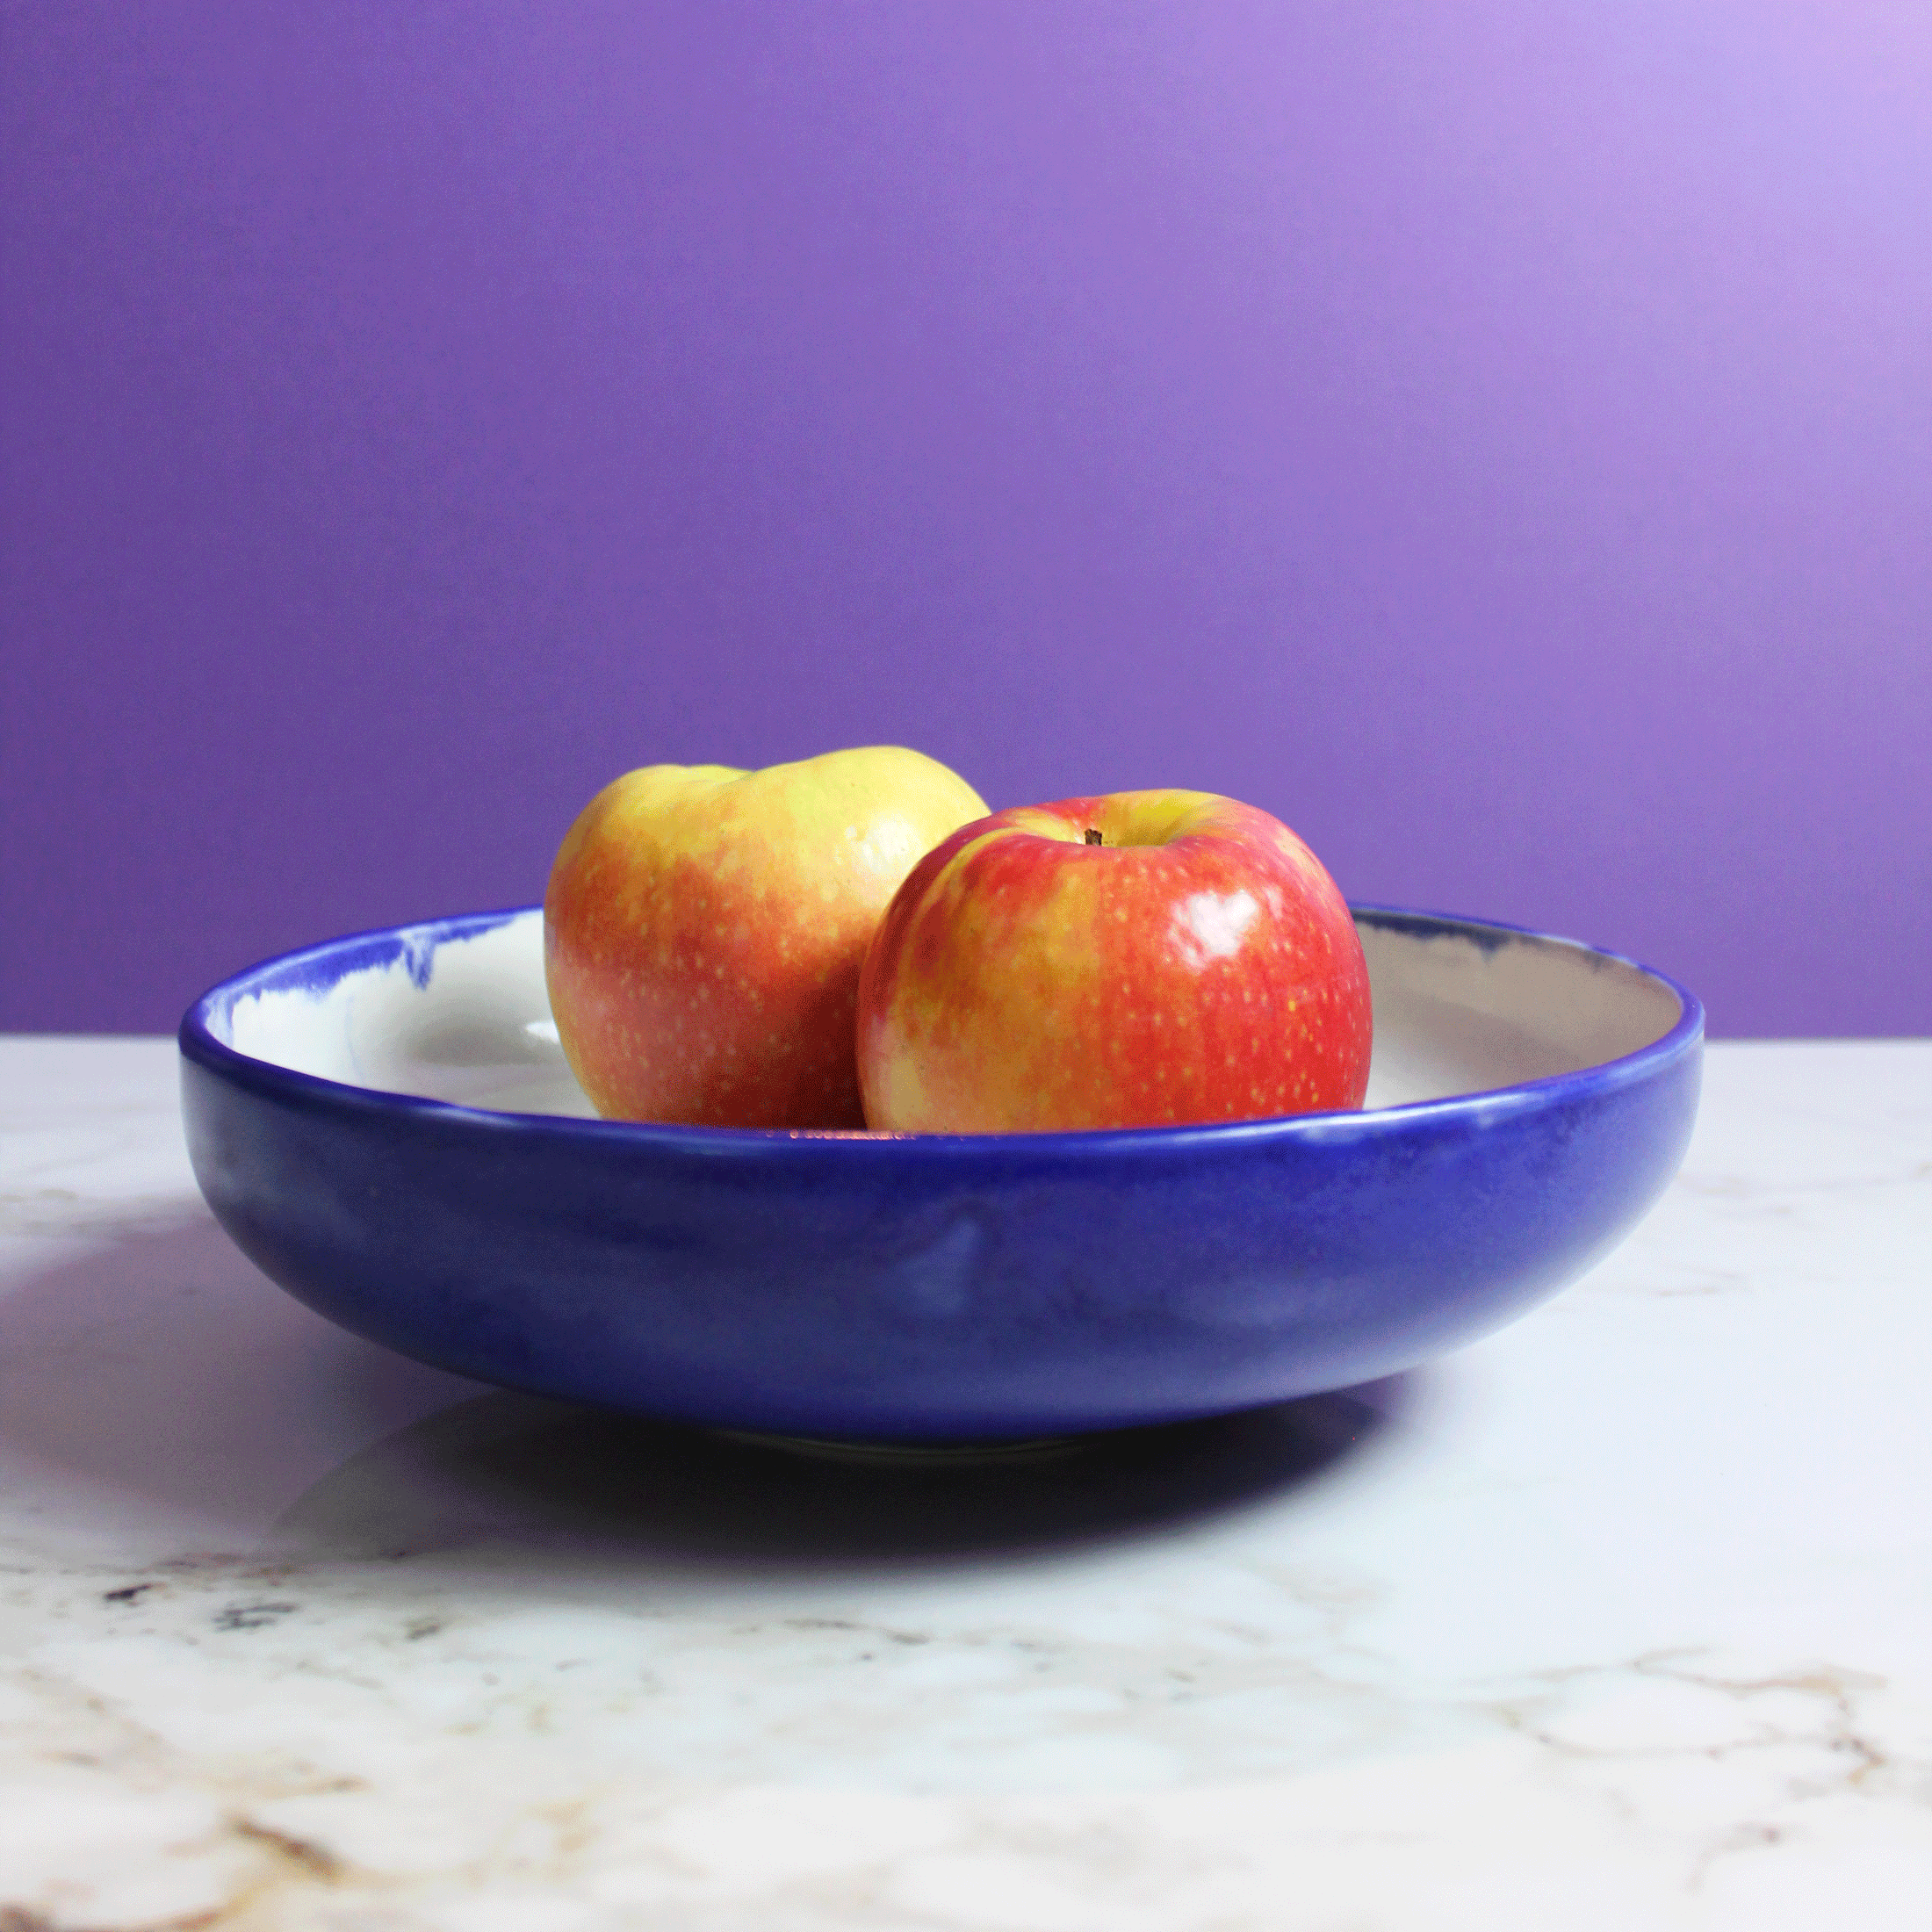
544 748 986 1128
856 790 1372 1134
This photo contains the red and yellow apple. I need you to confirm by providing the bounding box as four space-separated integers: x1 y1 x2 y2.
545 746 987 1128
856 791 1372 1133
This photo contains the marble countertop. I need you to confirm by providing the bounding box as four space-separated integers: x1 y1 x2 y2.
2 1036 1928 1929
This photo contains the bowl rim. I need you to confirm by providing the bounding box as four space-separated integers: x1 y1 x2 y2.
178 902 1705 1159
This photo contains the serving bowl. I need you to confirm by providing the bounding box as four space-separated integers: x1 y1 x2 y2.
180 906 1701 1443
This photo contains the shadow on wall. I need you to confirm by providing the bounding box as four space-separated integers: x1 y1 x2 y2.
0 1213 1412 1578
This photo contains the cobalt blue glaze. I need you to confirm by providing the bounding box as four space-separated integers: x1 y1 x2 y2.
179 908 1703 1441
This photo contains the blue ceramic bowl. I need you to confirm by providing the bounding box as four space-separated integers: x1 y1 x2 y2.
180 906 1701 1442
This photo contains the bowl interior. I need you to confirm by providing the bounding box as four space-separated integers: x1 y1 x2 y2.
203 908 1685 1120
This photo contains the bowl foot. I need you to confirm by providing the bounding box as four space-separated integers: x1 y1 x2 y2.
707 1428 1090 1467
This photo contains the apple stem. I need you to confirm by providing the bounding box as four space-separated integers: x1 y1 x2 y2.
1085 827 1103 846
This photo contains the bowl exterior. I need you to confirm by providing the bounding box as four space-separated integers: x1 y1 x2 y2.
180 967 1700 1439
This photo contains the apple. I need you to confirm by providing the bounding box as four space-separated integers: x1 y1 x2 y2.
545 746 988 1128
856 790 1372 1133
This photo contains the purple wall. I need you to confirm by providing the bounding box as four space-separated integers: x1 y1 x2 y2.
4 3 1928 1037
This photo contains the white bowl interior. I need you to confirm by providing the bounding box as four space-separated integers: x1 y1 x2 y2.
1359 919 1683 1107
213 910 1684 1120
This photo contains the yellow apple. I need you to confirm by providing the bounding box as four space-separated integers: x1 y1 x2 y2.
544 746 988 1127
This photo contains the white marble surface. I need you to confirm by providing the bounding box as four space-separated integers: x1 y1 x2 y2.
2 1036 1928 1929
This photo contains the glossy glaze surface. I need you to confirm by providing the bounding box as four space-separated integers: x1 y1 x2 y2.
179 907 1700 1439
